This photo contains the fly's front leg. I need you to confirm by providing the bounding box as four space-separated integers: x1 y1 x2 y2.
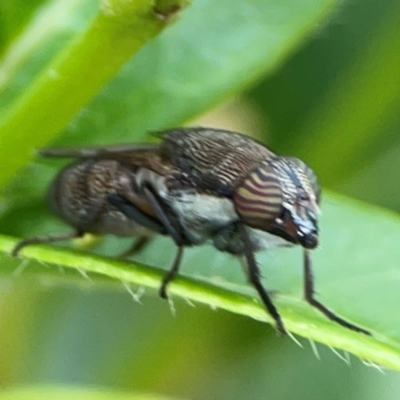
303 250 371 336
12 231 84 257
239 224 286 336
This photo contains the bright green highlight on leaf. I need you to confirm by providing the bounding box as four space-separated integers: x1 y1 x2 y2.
0 386 186 400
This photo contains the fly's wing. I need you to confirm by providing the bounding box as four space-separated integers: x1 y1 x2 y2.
159 127 276 196
39 144 159 159
39 143 172 175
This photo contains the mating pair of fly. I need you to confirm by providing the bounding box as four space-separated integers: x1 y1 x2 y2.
13 127 370 336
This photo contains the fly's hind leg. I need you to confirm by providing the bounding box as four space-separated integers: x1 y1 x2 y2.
117 236 152 260
12 231 84 257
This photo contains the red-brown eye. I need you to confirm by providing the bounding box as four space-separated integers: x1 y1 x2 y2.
233 162 283 230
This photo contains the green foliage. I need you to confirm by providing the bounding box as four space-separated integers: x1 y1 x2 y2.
1 0 400 398
0 386 184 400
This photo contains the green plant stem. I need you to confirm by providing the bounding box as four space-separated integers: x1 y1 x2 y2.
0 0 191 189
1 233 400 372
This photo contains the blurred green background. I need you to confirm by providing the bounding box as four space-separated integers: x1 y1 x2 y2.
1 0 400 398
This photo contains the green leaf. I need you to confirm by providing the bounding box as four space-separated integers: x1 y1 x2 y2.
0 386 186 400
295 4 400 186
2 192 400 371
56 0 341 147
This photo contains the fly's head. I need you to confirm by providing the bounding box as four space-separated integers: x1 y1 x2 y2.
233 157 320 249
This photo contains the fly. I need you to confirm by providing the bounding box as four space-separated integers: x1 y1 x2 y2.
12 127 370 336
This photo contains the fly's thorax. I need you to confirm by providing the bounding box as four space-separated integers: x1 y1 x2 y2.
134 166 240 244
162 189 239 245
233 158 320 249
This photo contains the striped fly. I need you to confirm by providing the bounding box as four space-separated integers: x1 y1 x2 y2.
13 127 370 336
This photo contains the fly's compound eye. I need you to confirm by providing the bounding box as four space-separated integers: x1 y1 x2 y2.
276 157 320 249
286 157 321 205
233 162 283 230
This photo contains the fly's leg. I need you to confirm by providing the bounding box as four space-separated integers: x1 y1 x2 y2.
107 194 167 234
108 194 174 278
303 250 371 336
12 231 84 257
142 184 187 299
13 191 166 259
141 186 186 245
158 246 184 299
109 188 186 300
240 224 286 336
118 236 152 260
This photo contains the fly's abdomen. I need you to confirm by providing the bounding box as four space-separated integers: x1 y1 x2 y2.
48 160 97 229
48 159 155 236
